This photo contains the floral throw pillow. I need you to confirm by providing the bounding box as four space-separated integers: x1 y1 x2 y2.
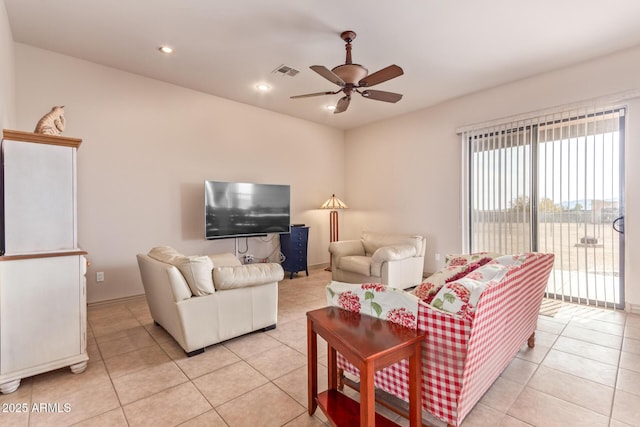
413 257 492 304
445 252 500 267
430 278 486 321
413 265 467 303
413 281 441 304
326 281 419 329
495 253 540 269
429 263 509 320
464 262 509 283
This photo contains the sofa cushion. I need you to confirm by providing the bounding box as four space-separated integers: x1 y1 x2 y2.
445 252 500 267
328 240 366 269
148 246 215 296
174 256 215 296
361 232 423 256
213 263 284 290
339 255 372 277
148 246 182 262
208 252 242 267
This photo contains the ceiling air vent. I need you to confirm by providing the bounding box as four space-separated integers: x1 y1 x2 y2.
272 64 300 77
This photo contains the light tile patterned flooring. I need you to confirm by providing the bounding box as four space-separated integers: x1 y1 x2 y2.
2 268 640 426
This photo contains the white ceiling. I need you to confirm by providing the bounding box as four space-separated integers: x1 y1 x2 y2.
6 0 640 130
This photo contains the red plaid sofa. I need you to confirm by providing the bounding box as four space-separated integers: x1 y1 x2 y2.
326 252 555 427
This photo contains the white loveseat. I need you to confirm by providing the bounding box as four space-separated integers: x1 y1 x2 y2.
137 246 284 356
328 232 426 289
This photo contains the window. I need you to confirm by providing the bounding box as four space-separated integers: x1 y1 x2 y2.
461 106 625 308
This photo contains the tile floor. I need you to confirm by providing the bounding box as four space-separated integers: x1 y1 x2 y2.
1 268 640 426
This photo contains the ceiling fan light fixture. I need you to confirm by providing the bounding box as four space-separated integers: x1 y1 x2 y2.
331 64 368 85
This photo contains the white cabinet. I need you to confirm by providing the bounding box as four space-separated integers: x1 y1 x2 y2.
0 130 87 394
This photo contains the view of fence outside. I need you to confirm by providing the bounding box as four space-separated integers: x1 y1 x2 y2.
472 212 621 306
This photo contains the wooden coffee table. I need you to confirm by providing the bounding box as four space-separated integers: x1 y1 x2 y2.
307 306 425 427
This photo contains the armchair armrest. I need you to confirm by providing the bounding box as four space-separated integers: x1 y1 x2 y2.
213 263 284 290
370 244 417 276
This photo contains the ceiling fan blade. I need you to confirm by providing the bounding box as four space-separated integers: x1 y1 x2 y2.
334 96 351 114
358 64 404 87
290 91 338 99
360 90 403 103
310 65 345 87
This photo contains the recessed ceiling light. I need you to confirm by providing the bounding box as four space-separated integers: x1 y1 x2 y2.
325 105 336 111
159 46 173 54
256 83 272 92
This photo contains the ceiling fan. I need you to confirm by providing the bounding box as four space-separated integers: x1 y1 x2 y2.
291 30 404 114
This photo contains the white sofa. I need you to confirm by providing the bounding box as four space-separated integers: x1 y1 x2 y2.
137 246 284 356
328 232 426 289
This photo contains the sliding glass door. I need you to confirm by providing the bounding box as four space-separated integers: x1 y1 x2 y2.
463 107 625 309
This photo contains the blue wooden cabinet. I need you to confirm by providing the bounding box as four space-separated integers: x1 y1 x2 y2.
280 226 309 279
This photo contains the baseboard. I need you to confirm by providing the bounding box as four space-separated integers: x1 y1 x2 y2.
309 262 329 271
627 303 640 315
88 294 146 308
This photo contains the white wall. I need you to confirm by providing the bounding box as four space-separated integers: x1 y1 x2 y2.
0 0 15 129
10 33 640 309
14 44 344 303
345 46 640 309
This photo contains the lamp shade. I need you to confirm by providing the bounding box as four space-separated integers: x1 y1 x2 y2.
320 194 348 210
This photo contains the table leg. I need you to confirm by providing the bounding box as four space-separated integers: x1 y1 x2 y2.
360 362 375 427
409 342 422 426
327 345 337 390
307 318 318 415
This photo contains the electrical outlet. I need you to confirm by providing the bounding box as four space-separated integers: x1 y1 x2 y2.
245 254 253 264
96 271 105 282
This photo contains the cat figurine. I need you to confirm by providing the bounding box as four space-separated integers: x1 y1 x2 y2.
34 106 66 136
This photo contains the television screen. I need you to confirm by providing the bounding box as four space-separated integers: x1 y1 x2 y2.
205 181 291 239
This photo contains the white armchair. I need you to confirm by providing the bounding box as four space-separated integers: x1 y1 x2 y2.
137 247 283 356
328 232 426 289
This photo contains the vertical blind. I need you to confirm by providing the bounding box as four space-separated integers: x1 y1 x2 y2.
461 105 624 308
464 124 534 254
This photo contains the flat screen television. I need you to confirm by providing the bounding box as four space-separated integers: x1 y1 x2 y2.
205 181 291 239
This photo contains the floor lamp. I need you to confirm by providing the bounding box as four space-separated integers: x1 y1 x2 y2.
320 194 348 271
